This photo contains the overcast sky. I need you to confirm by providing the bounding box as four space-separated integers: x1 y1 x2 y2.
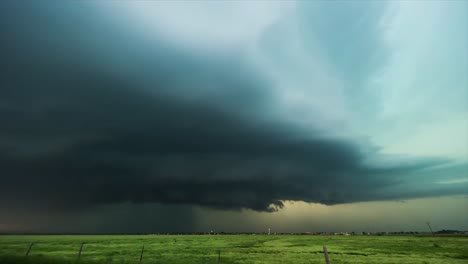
0 0 467 233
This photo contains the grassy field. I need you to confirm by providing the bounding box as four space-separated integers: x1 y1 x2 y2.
0 235 467 264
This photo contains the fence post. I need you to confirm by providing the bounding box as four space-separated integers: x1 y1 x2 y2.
77 242 84 259
139 245 145 263
323 245 331 264
25 242 34 256
217 249 221 263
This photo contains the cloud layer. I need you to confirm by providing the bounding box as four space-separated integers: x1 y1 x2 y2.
0 1 466 213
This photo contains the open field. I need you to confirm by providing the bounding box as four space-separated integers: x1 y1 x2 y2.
0 235 467 264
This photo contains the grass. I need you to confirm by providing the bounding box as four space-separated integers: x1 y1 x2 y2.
0 235 467 263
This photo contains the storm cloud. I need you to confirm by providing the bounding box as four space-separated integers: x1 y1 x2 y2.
0 1 466 215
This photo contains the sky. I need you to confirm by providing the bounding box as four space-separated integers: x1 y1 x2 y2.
0 0 467 233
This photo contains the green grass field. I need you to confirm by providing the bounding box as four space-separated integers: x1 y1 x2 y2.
0 235 467 264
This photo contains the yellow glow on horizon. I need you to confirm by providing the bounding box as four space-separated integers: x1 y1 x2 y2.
194 196 468 233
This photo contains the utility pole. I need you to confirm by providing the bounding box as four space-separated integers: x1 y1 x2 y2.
426 222 434 235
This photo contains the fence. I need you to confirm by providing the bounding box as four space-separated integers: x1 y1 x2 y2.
22 242 333 263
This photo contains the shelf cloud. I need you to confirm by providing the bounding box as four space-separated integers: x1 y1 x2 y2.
0 0 466 217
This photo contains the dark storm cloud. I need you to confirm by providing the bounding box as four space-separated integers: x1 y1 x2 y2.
0 202 197 234
0 1 463 213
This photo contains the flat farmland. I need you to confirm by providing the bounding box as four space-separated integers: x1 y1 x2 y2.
0 235 467 264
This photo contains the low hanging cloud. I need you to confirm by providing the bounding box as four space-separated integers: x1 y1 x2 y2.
0 1 465 213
